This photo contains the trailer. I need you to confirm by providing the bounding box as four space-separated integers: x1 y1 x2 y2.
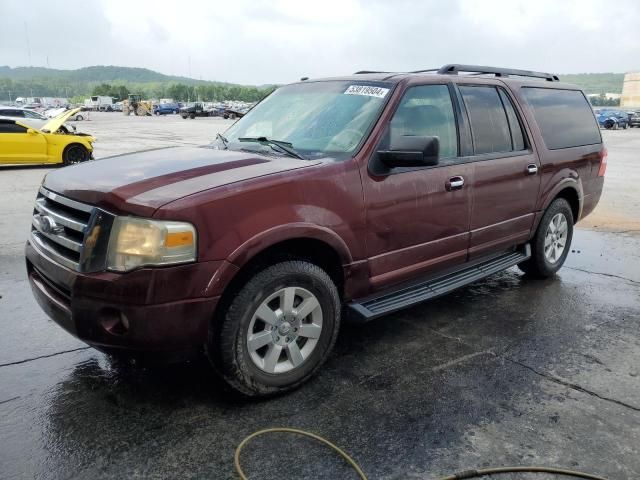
86 96 114 112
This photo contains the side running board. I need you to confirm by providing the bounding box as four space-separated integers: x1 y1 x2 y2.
347 245 531 322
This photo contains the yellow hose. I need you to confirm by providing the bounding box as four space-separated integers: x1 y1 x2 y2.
234 427 367 480
234 428 612 480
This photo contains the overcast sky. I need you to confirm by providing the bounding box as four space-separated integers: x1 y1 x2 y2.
1 0 639 85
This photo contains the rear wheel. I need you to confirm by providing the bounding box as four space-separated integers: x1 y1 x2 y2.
208 261 341 397
62 144 89 166
189 113 196 119
518 198 573 278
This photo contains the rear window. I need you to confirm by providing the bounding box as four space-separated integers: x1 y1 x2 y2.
521 87 601 150
460 85 512 154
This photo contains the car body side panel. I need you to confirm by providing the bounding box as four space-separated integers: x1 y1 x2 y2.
154 159 369 298
503 83 603 232
0 128 48 163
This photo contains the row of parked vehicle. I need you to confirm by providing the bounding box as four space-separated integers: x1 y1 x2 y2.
150 101 254 119
595 109 640 129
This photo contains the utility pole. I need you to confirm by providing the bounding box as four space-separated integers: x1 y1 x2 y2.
24 22 32 66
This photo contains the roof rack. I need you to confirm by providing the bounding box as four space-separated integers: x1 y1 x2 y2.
433 64 559 82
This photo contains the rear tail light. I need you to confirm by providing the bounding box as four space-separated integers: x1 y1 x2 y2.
598 148 607 177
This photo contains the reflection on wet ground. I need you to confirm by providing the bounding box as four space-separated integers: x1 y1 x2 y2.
1 231 639 479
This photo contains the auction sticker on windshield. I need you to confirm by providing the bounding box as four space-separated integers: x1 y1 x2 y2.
344 85 390 98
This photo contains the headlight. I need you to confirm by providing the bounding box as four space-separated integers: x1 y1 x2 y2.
106 217 197 272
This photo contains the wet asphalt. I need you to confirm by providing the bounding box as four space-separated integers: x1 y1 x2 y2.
0 115 639 479
1 228 639 480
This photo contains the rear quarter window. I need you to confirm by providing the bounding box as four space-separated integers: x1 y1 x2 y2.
521 87 601 150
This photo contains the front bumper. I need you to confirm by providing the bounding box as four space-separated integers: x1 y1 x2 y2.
26 240 221 356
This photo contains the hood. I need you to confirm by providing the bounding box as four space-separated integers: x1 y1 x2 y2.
43 146 320 217
41 107 82 133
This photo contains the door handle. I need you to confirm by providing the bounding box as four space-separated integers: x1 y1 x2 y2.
526 164 538 175
446 176 465 191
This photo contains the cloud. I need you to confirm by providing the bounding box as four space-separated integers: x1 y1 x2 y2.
0 0 639 84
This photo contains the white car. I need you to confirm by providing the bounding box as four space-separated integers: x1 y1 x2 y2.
44 107 86 121
0 106 77 131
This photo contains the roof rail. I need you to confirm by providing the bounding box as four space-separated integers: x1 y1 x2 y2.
353 70 391 74
435 64 559 82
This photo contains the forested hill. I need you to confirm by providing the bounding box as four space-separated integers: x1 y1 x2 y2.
0 65 223 85
0 65 627 102
558 73 625 94
0 65 269 102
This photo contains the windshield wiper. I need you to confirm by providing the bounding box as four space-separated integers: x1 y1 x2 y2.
238 136 306 160
216 132 229 149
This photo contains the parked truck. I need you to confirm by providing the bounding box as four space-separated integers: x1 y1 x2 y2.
85 96 114 112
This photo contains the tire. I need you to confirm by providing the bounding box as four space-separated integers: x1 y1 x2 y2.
623 123 628 129
518 198 573 278
76 115 83 121
62 144 89 166
181 115 188 119
208 260 341 397
604 119 614 130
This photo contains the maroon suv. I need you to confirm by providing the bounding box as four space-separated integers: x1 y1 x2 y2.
26 64 605 396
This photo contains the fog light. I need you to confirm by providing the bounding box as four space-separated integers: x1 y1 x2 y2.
99 308 130 335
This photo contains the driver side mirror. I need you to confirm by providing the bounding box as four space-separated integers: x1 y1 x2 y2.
378 136 439 168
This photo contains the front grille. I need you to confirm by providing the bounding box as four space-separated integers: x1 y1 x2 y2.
30 187 93 271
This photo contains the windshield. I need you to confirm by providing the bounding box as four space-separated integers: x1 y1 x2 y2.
219 81 393 159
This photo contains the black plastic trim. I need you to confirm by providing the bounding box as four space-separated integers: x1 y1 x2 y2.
347 244 531 322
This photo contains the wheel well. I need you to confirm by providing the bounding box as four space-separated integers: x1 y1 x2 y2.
213 238 345 327
62 143 86 155
554 187 580 223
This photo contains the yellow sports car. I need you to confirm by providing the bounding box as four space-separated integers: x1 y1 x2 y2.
0 108 95 166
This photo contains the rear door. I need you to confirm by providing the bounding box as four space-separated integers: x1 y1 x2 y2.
457 83 541 259
362 83 473 290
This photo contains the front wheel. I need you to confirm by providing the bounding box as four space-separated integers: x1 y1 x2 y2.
189 113 196 119
518 198 573 278
208 261 341 397
62 144 89 166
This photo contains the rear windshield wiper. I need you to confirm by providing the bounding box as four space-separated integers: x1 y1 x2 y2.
238 136 306 160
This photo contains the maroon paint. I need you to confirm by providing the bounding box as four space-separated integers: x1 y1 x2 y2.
27 73 605 356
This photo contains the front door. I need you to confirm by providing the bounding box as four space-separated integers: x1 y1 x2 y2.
0 121 48 164
456 83 541 259
362 84 472 291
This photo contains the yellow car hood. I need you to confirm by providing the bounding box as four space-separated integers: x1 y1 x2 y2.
41 107 83 133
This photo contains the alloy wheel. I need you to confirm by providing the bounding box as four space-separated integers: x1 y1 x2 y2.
246 286 323 374
544 213 568 263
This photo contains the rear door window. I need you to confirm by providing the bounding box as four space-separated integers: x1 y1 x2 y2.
521 87 601 149
2 109 24 117
499 89 526 151
459 86 512 154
